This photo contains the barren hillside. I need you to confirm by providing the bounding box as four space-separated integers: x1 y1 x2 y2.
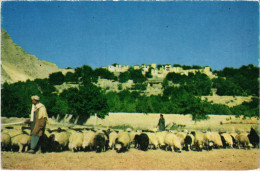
1 29 72 83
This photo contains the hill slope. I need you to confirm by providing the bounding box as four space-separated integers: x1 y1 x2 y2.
1 29 68 83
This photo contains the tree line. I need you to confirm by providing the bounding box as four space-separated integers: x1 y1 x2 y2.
1 64 259 123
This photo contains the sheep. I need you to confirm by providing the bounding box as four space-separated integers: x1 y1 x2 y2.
108 131 118 150
68 131 84 152
229 132 238 148
40 130 53 153
1 132 11 151
82 130 96 151
175 132 187 148
146 132 159 149
2 128 23 138
94 132 107 153
50 131 69 152
135 133 149 151
134 134 141 149
164 133 182 152
220 133 233 148
11 133 30 153
211 132 223 148
236 133 252 149
191 131 204 151
155 131 168 149
3 128 30 152
203 132 215 151
129 131 140 148
248 127 259 148
184 133 194 151
114 131 131 153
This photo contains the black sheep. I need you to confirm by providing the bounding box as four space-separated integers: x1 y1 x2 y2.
184 134 194 151
248 127 259 148
135 133 149 151
94 133 106 153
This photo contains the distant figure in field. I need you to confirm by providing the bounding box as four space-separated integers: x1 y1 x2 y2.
24 95 48 154
157 114 165 131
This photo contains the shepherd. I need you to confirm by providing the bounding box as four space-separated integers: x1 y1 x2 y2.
24 95 48 154
157 114 165 131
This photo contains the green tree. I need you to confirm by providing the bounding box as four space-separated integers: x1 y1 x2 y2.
65 72 77 83
1 81 42 118
34 78 56 96
49 72 65 85
119 72 130 83
93 68 117 81
129 68 147 83
145 68 153 78
60 83 109 124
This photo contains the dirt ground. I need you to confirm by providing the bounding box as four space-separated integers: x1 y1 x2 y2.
1 149 259 170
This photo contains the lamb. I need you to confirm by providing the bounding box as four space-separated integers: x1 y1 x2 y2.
164 133 182 152
236 133 252 149
184 133 194 151
68 131 84 152
114 131 131 153
220 133 233 148
108 131 118 149
1 132 11 151
82 130 96 151
146 132 159 149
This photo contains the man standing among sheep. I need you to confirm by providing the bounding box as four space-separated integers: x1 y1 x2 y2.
157 114 165 131
24 95 48 154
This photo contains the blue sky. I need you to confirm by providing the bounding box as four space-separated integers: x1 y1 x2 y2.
1 1 259 70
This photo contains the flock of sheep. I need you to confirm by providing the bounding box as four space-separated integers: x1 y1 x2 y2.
1 125 259 153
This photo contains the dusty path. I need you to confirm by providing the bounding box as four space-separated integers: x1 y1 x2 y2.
1 149 259 170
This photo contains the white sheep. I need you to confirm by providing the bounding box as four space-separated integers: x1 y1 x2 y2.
211 132 223 148
175 131 187 147
146 132 159 149
50 131 69 151
229 132 238 148
82 130 96 150
236 133 252 149
11 133 30 153
68 130 84 152
114 131 131 153
108 131 118 149
3 128 30 152
191 131 205 151
203 132 215 150
1 132 11 151
221 133 233 148
164 133 182 152
155 131 168 148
